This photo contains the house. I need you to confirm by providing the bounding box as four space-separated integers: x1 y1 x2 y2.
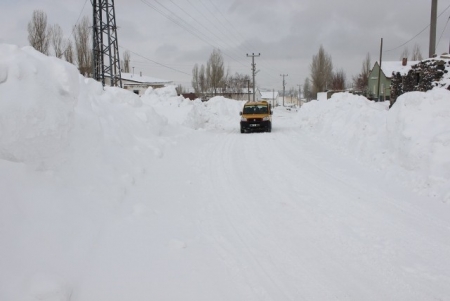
227 88 254 101
120 72 172 95
260 90 278 105
367 58 419 101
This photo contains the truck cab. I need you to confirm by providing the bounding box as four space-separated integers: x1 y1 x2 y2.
239 101 272 133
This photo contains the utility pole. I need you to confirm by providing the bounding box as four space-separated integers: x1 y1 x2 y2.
246 79 250 102
272 89 275 107
376 38 383 102
297 84 301 107
280 74 288 106
430 0 438 58
246 53 260 102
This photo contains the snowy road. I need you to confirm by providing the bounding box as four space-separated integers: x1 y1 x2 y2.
139 108 450 300
2 46 450 301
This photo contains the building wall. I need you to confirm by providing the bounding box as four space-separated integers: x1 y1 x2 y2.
368 62 391 100
123 84 165 95
230 93 252 101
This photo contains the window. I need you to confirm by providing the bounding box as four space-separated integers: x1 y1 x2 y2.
243 105 268 114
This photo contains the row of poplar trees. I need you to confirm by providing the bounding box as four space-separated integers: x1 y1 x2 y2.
27 10 131 76
308 44 423 100
191 49 251 97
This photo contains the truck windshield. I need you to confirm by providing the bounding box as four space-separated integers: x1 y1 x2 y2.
243 105 268 114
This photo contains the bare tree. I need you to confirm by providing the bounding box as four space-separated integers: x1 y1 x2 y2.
50 24 64 58
27 10 51 55
226 72 251 96
176 84 186 95
287 87 297 100
191 63 200 94
122 50 131 73
206 49 225 95
331 69 346 91
303 78 311 101
411 43 423 61
400 47 410 60
73 16 92 76
310 45 333 97
352 53 371 94
63 38 74 64
199 64 207 95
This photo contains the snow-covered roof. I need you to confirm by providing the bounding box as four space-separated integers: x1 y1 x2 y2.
260 91 279 99
379 60 420 78
120 72 172 85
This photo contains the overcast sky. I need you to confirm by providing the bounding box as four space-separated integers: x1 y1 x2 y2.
2 0 450 91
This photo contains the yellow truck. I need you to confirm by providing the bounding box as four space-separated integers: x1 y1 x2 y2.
239 101 272 133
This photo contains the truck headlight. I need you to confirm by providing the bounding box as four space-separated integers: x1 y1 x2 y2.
241 117 247 121
262 116 270 121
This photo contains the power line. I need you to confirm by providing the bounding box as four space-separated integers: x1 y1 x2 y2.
195 0 249 54
437 16 450 48
69 0 89 40
200 0 286 83
119 46 191 76
385 3 450 52
139 0 292 88
206 0 254 54
201 1 286 82
166 0 248 62
140 0 248 68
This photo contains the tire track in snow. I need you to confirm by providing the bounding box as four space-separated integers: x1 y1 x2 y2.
190 110 450 300
202 131 297 300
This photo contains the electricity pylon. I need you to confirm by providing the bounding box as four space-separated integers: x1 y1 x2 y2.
92 0 122 87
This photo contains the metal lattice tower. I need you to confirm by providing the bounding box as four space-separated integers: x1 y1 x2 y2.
92 0 122 87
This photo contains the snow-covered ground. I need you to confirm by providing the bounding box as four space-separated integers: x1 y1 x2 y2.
1 44 450 301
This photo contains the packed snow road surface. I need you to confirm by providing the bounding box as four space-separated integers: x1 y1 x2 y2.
152 108 450 301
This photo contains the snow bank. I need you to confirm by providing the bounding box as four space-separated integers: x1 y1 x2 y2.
0 44 246 300
141 90 243 130
0 45 78 163
0 45 177 301
0 45 171 165
298 91 450 201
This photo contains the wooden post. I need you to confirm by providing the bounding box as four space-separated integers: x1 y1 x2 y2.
430 0 438 58
377 38 383 101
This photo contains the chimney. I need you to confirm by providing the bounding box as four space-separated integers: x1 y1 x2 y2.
402 57 407 66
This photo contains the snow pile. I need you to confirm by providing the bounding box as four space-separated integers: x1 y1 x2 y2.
142 90 243 130
298 91 450 201
0 45 170 166
202 96 244 130
0 45 78 163
0 45 179 300
387 90 450 192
